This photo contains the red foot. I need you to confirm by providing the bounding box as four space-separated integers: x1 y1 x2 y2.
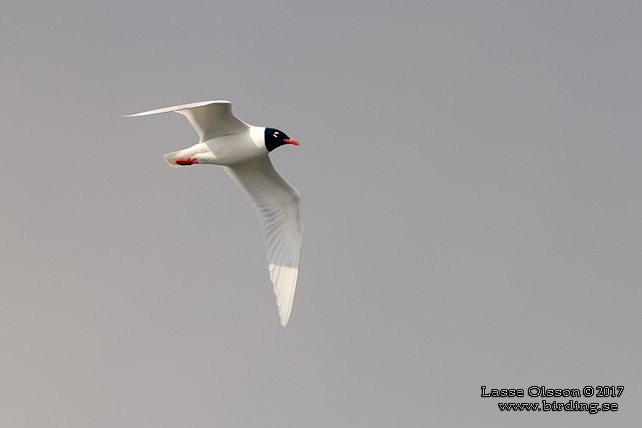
176 157 197 165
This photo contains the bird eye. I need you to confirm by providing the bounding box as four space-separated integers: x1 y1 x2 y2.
273 132 279 138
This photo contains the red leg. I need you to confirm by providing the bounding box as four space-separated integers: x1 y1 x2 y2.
176 157 197 165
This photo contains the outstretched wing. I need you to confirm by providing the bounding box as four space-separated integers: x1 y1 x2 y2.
225 156 303 326
125 100 249 142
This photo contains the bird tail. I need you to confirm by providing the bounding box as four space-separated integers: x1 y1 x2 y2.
163 150 185 168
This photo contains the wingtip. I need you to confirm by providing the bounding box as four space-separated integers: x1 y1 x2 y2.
279 304 294 327
270 264 299 328
280 315 290 327
123 111 151 118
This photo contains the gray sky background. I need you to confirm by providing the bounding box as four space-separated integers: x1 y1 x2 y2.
1 1 641 427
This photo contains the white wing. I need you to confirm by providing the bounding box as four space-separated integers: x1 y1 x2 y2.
125 100 249 142
225 156 303 326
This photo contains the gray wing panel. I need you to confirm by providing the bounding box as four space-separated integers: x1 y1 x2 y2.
125 100 249 142
225 157 303 326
